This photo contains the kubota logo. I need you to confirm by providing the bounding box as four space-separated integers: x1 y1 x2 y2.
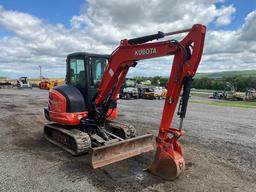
135 48 157 56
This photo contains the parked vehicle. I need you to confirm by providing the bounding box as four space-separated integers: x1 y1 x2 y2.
39 79 57 90
143 87 165 99
122 87 139 99
120 79 139 99
208 90 224 99
209 82 244 101
245 88 256 101
17 77 32 89
0 81 13 88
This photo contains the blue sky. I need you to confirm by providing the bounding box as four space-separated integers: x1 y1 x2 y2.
0 0 255 32
0 0 85 36
0 0 255 78
0 0 85 26
212 0 256 30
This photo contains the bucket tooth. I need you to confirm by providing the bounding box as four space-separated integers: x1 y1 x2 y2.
90 134 154 168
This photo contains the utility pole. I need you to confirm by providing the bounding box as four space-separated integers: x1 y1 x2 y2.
39 65 42 80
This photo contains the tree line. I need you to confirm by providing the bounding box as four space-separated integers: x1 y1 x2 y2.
133 75 256 91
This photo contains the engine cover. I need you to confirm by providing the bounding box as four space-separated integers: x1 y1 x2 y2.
46 84 88 125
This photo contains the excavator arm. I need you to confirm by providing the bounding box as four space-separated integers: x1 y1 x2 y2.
95 24 205 115
91 24 206 180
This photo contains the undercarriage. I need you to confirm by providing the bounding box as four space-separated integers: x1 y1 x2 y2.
44 120 153 167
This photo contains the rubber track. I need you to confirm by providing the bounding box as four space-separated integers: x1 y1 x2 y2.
44 124 91 156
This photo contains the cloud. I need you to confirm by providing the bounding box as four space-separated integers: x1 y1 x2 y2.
71 0 233 42
239 10 256 42
214 5 236 26
201 8 256 72
0 1 255 78
0 5 112 77
0 5 42 39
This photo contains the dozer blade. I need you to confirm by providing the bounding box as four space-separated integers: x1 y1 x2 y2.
148 140 185 180
90 133 154 168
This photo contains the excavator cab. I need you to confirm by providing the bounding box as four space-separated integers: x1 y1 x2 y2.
44 52 117 124
65 52 110 113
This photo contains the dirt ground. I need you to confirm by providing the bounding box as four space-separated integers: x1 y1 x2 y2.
0 88 255 192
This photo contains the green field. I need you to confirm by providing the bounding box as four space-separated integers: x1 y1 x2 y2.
190 89 213 98
191 88 256 108
195 70 256 79
191 92 210 98
191 98 256 109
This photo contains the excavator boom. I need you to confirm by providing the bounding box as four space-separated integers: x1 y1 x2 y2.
90 24 206 179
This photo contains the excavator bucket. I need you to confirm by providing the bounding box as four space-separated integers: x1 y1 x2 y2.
90 134 154 168
148 139 185 180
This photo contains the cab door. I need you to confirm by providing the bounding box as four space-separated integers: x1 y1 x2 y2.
87 57 108 111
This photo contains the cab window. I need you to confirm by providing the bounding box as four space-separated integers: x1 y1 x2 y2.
69 58 85 86
90 58 108 86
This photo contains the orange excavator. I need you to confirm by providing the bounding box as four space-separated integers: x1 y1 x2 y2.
44 24 206 180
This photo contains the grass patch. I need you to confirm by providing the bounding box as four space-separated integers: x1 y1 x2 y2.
191 100 256 109
195 70 256 79
191 92 210 98
191 89 214 93
190 89 213 98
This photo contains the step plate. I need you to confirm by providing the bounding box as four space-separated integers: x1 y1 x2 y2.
90 134 154 168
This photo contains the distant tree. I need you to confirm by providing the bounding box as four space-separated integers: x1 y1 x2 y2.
133 75 256 91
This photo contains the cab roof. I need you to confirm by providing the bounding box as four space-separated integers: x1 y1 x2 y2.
67 52 110 59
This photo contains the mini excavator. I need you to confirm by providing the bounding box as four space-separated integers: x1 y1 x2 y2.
44 24 206 180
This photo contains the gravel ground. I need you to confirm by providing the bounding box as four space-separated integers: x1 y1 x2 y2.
0 88 255 192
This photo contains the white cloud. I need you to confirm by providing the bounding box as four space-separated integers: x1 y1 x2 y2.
239 10 256 42
0 1 255 78
200 8 256 72
214 5 236 26
71 0 232 42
